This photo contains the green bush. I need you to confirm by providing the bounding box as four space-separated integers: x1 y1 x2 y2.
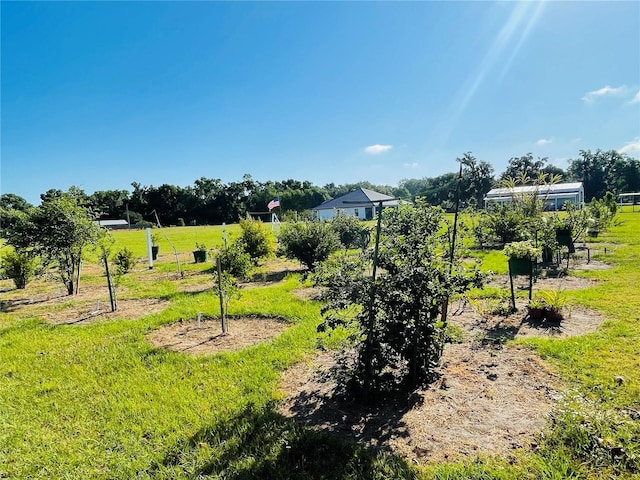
0 248 38 289
330 214 368 250
216 241 252 280
503 240 540 260
278 221 340 271
112 247 136 275
238 218 275 263
317 200 484 402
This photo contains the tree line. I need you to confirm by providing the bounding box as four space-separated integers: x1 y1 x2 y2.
2 149 638 228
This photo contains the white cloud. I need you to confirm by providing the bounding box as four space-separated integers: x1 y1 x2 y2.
364 144 393 155
630 89 640 104
536 138 552 145
403 162 419 168
619 138 640 155
582 85 626 103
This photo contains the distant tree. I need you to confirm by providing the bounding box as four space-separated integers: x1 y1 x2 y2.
458 152 495 209
417 172 458 209
499 153 549 182
88 189 130 219
567 149 639 201
0 193 32 212
4 191 103 295
0 193 33 232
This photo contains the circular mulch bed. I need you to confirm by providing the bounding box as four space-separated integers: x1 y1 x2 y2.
45 298 170 325
277 301 606 464
147 316 291 355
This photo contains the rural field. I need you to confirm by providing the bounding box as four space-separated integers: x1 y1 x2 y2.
1 213 639 479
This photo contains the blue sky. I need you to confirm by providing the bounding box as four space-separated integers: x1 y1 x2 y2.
2 1 639 205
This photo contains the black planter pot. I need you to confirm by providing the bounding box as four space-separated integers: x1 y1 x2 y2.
508 258 533 276
193 250 208 263
542 247 554 263
556 229 575 253
151 246 159 260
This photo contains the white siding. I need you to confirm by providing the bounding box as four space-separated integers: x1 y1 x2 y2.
315 207 367 221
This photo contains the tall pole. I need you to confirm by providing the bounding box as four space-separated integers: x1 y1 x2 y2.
217 256 227 334
363 200 384 403
146 228 153 269
441 162 463 327
103 253 116 312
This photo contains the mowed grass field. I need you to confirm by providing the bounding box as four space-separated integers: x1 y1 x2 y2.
0 214 639 478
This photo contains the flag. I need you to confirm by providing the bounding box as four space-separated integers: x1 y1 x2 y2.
267 196 280 211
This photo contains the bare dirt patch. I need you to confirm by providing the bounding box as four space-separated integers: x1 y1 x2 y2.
452 301 605 340
290 286 324 301
45 298 170 325
277 301 605 464
147 316 291 355
488 272 598 292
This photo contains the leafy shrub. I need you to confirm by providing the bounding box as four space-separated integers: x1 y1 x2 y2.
238 218 275 263
316 200 484 402
503 240 540 260
216 242 252 280
112 247 136 275
278 221 340 271
331 214 368 250
0 248 38 289
479 203 529 245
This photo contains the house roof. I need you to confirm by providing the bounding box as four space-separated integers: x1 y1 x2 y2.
312 187 399 210
485 182 583 199
96 219 129 227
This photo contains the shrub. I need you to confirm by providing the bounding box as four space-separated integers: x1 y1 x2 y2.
216 241 252 280
503 240 540 260
331 214 367 250
278 221 340 271
0 249 38 289
112 247 136 275
238 218 275 263
316 200 484 402
479 203 529 245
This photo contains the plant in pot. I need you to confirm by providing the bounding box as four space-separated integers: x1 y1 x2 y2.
526 297 546 320
540 289 568 322
151 233 160 260
193 242 208 263
539 216 559 263
504 240 540 276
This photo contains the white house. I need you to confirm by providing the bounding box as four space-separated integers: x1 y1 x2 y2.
311 187 399 221
484 182 584 211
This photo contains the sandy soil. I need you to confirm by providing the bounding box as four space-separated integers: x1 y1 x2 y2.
276 301 605 464
146 316 291 355
46 298 170 325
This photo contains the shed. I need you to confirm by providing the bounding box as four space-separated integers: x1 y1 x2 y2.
96 219 129 229
484 182 584 211
311 187 399 220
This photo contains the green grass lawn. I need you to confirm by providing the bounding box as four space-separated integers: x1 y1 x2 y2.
1 214 639 478
109 224 244 258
